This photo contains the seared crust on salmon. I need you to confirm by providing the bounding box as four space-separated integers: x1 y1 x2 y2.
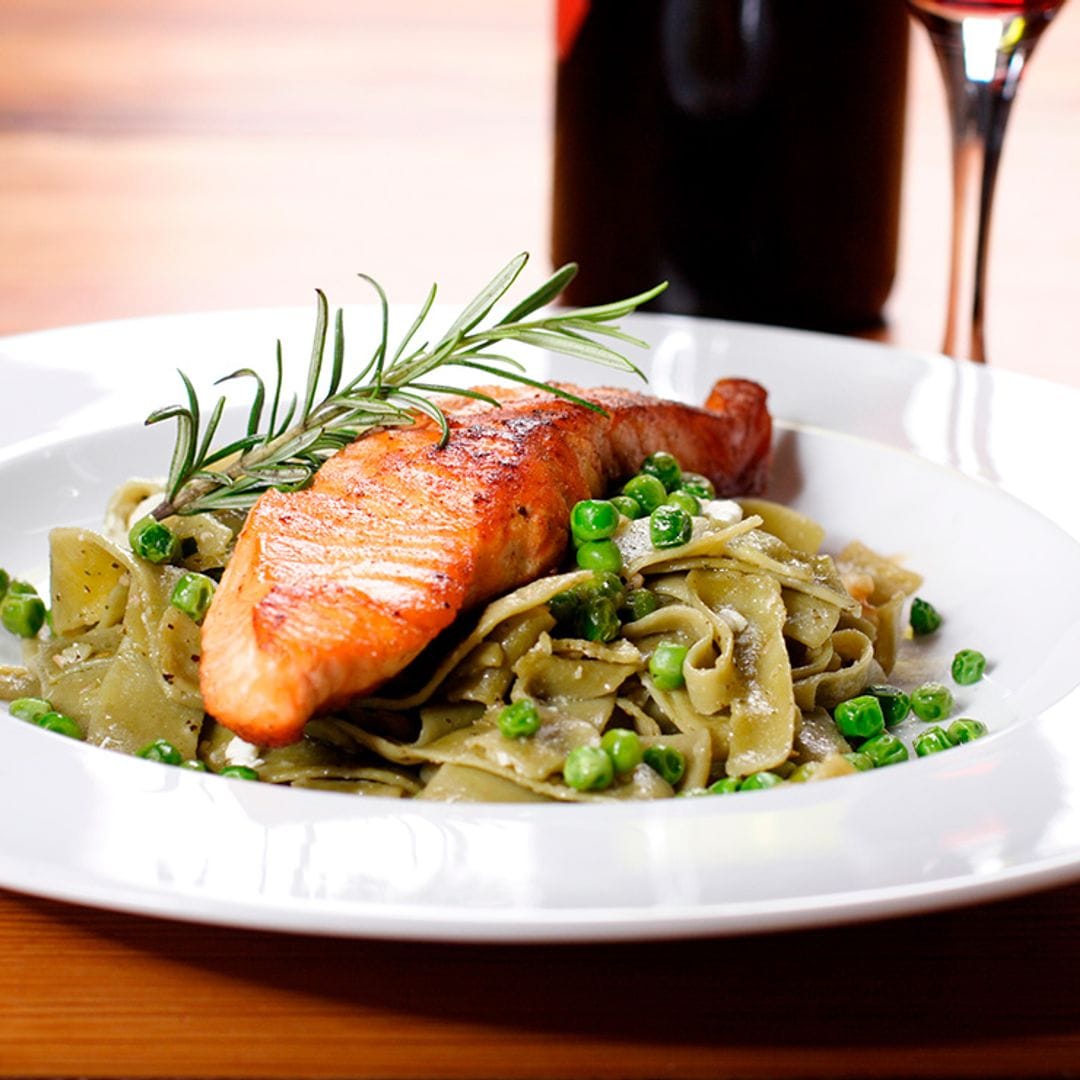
199 380 772 746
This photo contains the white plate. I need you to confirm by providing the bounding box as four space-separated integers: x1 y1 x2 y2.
2 307 1079 942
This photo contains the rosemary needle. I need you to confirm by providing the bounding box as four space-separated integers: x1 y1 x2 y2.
146 253 666 520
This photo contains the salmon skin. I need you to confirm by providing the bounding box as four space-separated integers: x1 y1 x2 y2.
199 379 771 746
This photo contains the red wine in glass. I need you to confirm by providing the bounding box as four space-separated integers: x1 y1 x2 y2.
911 0 1061 13
905 0 1067 361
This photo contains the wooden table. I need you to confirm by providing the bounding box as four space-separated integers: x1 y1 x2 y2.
2 3 1080 1077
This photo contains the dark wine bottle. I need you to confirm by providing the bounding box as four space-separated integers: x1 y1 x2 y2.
552 0 911 332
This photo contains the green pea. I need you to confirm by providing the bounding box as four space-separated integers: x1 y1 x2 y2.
547 588 581 627
843 751 875 772
643 743 685 785
562 574 626 639
787 763 819 784
170 572 216 624
600 728 643 774
498 698 541 739
833 695 886 740
622 473 667 514
575 539 623 574
181 759 209 771
649 504 693 549
706 777 740 794
1 590 46 638
914 726 953 757
620 587 658 623
8 696 52 724
858 732 909 767
563 745 614 792
579 596 621 643
865 684 911 727
136 738 183 765
569 499 619 543
947 717 988 744
219 765 260 781
739 771 784 792
36 711 82 739
0 568 9 600
665 490 701 517
129 515 180 564
678 472 715 500
951 649 987 686
7 580 37 596
580 571 626 606
909 597 942 636
911 682 953 722
649 640 688 691
641 451 683 492
610 494 645 520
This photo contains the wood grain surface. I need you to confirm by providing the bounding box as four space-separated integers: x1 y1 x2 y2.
4 885 1080 1079
2 2 1080 1077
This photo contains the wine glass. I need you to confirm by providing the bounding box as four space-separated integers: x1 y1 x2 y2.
905 0 1067 362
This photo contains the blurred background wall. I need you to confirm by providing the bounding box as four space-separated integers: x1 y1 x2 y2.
1 1 552 330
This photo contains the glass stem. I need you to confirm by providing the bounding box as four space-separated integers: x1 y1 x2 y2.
920 12 1052 362
943 69 1017 363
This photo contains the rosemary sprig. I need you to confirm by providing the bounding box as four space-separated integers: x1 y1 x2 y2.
146 253 665 519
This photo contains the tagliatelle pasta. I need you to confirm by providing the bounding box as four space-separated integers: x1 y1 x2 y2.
1 479 920 802
23 526 204 758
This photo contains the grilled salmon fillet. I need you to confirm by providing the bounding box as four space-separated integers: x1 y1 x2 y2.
199 379 771 746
